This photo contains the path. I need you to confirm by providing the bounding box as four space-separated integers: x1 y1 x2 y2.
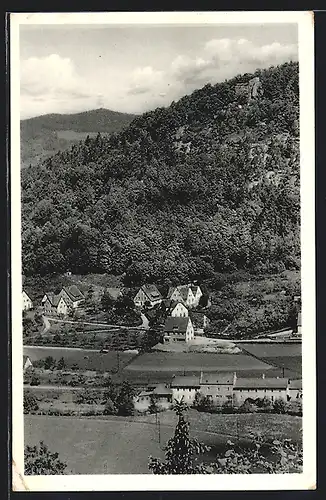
45 316 144 331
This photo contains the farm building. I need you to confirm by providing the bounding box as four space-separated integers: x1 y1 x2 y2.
199 371 236 404
42 293 69 317
189 312 210 334
167 284 202 308
288 379 302 400
134 284 162 308
22 290 33 311
171 375 201 405
163 316 195 343
134 384 173 412
233 376 289 405
23 355 33 371
169 301 189 318
59 285 85 309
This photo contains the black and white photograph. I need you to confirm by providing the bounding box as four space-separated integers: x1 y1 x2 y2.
10 11 315 491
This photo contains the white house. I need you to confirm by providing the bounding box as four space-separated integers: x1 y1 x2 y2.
288 379 302 400
59 285 85 309
43 294 69 317
22 290 33 311
134 384 173 412
199 372 236 404
163 316 195 343
167 284 203 308
169 301 189 318
233 376 289 405
134 284 162 308
23 355 33 371
171 376 201 405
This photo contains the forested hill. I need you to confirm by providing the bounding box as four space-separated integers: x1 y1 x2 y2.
21 108 136 168
22 61 300 287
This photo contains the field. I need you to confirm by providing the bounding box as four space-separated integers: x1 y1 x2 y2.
24 346 137 373
239 343 302 377
24 412 302 474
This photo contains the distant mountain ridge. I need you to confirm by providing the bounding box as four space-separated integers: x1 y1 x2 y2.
21 108 136 168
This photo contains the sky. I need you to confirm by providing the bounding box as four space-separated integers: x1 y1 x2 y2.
19 24 298 119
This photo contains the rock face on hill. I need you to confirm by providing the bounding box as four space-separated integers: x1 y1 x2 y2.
21 62 300 284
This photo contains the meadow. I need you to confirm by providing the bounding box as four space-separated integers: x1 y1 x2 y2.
24 411 302 474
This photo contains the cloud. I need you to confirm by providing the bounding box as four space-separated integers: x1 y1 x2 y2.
20 54 96 118
20 37 298 118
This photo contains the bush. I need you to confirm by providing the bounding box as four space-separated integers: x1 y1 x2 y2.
24 441 67 475
30 375 40 386
24 392 39 414
221 400 235 414
103 398 118 415
238 400 257 413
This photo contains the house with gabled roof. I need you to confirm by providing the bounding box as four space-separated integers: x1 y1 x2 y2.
171 375 201 404
163 316 194 343
167 284 202 308
22 289 34 311
233 375 289 405
134 284 162 308
42 293 69 317
59 285 85 309
23 355 33 371
199 371 236 403
169 301 189 318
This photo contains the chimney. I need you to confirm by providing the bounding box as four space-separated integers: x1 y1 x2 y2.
262 373 265 379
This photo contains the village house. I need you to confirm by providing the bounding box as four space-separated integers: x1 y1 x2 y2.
170 375 201 405
134 284 162 308
169 301 189 318
167 284 202 308
288 379 303 400
163 316 195 343
189 311 210 334
134 384 173 412
23 355 33 371
199 371 236 404
59 285 85 309
22 290 33 311
42 293 69 317
233 375 289 405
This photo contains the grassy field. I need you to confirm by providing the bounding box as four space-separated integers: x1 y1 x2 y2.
239 343 302 377
24 346 137 372
24 412 302 474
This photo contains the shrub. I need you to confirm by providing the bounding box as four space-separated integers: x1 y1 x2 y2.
24 441 67 475
30 375 40 386
24 392 39 414
103 398 118 415
238 400 257 413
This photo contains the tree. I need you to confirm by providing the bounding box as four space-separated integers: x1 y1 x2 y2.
103 398 118 415
273 398 287 414
198 293 209 308
44 356 56 370
24 441 67 475
57 357 65 370
148 399 211 474
116 381 135 416
148 394 159 414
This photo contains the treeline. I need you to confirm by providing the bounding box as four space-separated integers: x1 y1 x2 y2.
22 62 300 286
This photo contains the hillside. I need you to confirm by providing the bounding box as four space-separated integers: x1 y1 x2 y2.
20 108 136 168
21 62 300 288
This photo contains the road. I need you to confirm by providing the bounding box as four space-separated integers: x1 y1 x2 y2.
45 316 145 330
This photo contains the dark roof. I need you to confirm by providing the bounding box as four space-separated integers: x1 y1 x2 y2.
64 285 84 300
141 284 162 301
234 378 289 390
164 316 191 334
22 289 34 301
45 293 66 307
289 379 302 390
171 376 200 388
167 285 189 301
200 372 234 385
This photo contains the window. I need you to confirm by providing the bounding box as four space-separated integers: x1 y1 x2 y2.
271 396 274 401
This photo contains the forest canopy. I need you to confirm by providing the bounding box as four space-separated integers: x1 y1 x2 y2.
21 62 300 287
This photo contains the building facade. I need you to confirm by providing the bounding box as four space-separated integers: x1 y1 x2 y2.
170 302 189 318
233 376 289 405
22 290 33 311
163 316 195 342
134 284 162 308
